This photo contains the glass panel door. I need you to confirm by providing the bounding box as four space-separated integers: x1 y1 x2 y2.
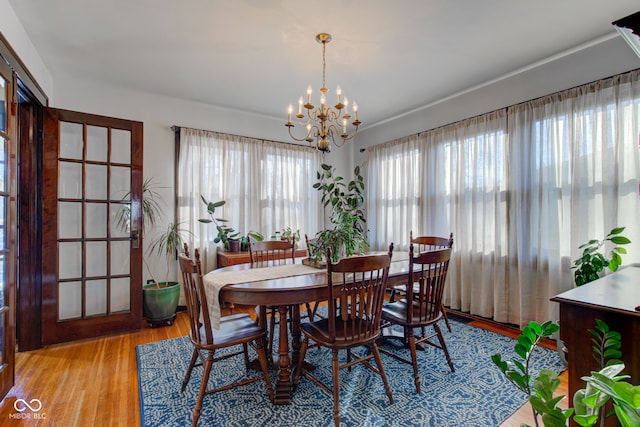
42 109 143 344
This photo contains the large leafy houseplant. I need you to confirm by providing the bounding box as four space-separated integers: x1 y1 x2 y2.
572 227 631 286
308 163 369 263
491 319 640 427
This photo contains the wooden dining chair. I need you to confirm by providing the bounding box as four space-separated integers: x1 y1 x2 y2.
248 236 298 358
294 244 395 427
179 244 274 427
303 233 324 319
388 231 454 332
380 245 455 394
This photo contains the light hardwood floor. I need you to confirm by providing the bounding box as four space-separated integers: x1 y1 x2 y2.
0 307 567 426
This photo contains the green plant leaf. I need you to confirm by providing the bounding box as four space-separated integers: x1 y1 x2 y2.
609 254 621 271
514 343 528 360
526 321 542 336
513 359 526 375
529 395 548 415
610 236 631 245
517 334 533 349
541 410 572 427
573 414 599 427
541 321 559 335
613 403 640 427
507 371 528 391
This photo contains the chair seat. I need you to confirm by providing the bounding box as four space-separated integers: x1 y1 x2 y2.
194 313 264 348
381 300 441 327
301 318 380 348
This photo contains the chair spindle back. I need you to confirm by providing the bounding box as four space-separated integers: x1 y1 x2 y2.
178 245 214 345
407 246 451 324
248 236 296 267
326 244 394 344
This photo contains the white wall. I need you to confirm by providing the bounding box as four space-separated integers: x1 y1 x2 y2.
0 0 53 97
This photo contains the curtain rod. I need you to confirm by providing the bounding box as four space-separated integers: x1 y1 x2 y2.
170 125 318 151
402 67 640 141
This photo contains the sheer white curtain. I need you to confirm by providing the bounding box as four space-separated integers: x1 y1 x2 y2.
177 128 323 272
367 70 640 327
508 70 640 326
367 110 508 322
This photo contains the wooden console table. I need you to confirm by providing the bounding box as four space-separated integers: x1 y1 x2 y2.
217 248 308 267
551 266 640 427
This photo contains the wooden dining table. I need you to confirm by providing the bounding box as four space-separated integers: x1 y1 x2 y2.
206 252 411 404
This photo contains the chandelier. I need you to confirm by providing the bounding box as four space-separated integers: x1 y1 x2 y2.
286 33 361 153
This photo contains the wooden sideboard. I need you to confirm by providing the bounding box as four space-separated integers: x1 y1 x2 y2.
216 248 308 267
551 266 640 427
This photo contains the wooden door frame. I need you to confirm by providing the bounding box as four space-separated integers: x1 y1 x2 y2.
0 56 17 398
1 32 49 351
17 99 43 351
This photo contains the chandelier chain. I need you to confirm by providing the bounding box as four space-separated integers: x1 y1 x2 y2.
322 41 326 89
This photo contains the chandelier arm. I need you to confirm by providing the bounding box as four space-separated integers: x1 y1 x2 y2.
325 108 341 122
287 124 314 142
325 120 359 139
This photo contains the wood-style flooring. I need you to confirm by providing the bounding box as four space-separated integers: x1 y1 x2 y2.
0 306 567 426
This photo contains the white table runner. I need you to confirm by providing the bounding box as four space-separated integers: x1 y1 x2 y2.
203 263 321 329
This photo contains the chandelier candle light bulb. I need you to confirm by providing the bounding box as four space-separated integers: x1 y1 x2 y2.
285 33 361 153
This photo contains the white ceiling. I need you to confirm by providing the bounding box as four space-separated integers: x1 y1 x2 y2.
7 0 640 128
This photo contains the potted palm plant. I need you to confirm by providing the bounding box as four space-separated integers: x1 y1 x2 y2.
142 221 189 326
117 178 187 326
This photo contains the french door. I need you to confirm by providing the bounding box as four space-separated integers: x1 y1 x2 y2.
0 55 17 398
42 108 143 345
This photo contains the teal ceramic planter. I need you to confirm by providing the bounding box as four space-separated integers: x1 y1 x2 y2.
143 281 180 325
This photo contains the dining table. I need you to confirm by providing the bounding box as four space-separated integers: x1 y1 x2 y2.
203 252 411 405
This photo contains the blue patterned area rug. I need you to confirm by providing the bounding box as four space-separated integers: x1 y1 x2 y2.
136 318 564 427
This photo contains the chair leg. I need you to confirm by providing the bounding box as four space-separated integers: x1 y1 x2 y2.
331 349 341 427
181 348 199 392
191 351 214 427
434 323 455 372
242 342 250 369
407 328 421 394
255 336 275 402
388 288 397 303
441 303 452 332
304 302 314 321
370 342 394 405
